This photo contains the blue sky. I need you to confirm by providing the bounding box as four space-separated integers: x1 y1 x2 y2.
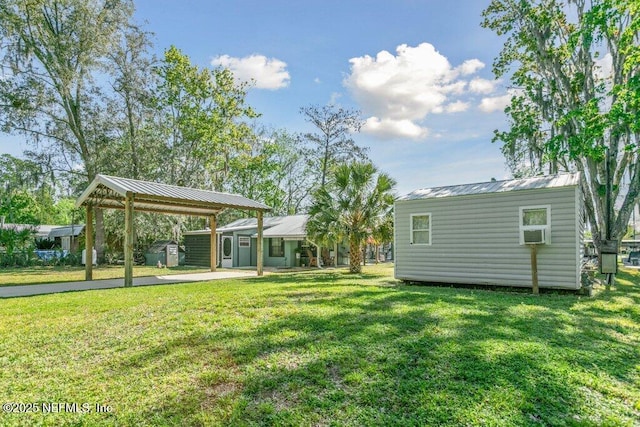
0 0 514 196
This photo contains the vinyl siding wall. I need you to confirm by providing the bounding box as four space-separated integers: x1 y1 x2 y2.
395 186 582 289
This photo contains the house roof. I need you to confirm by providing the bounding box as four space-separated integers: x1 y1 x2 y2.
0 224 63 239
216 216 286 233
76 174 271 217
398 173 581 201
186 214 309 239
258 214 308 239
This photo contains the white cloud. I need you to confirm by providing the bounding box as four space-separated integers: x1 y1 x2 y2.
445 101 470 113
363 117 429 140
344 42 500 140
469 78 497 94
456 59 485 75
211 54 290 90
478 93 513 113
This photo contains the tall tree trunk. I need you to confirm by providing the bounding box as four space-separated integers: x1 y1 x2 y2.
349 234 362 273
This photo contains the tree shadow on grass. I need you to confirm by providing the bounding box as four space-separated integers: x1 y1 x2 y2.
91 268 639 425
217 281 640 425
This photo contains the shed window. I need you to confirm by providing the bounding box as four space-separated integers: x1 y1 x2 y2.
519 205 551 244
410 213 431 245
269 238 285 257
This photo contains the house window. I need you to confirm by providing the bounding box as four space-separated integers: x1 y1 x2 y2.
238 236 250 248
269 238 285 257
410 213 431 245
519 205 551 244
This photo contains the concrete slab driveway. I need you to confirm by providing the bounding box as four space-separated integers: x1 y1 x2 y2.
0 270 257 298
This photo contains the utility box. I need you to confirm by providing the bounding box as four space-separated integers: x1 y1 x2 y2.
599 240 618 274
145 240 184 267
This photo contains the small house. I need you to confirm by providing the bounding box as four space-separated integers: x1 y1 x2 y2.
394 173 585 290
184 214 348 269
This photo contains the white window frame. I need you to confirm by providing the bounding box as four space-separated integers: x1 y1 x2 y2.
519 205 551 245
410 213 432 245
238 236 250 248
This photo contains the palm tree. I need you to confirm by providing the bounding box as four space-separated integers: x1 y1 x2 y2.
370 210 394 263
307 161 396 273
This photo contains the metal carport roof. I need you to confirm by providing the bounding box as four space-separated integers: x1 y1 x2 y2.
76 174 271 285
76 174 271 216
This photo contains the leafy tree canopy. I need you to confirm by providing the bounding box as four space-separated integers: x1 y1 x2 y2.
482 0 640 246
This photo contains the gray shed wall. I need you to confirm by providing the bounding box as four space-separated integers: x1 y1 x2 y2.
394 185 582 289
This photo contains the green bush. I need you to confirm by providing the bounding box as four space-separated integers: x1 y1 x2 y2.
0 249 35 268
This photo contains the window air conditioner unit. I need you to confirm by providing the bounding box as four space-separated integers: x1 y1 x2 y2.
523 229 546 244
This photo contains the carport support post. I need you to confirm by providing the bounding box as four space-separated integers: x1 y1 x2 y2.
257 211 264 276
85 206 93 281
124 191 134 287
529 244 539 295
210 214 217 272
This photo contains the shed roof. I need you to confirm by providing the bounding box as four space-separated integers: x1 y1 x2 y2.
76 174 271 216
146 240 183 253
398 173 580 201
0 223 57 239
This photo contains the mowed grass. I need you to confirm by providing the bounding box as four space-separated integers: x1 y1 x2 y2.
0 265 210 286
0 264 638 426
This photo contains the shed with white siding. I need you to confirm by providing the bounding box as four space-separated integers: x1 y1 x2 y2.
394 173 584 290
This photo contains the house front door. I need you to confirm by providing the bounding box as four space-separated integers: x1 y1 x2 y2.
221 236 233 268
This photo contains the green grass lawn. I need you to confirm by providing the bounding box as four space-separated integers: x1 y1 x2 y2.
0 264 638 426
0 265 211 286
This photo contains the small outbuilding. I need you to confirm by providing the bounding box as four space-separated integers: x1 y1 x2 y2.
394 173 585 290
144 240 185 267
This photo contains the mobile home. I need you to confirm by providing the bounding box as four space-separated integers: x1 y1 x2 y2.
394 173 584 290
